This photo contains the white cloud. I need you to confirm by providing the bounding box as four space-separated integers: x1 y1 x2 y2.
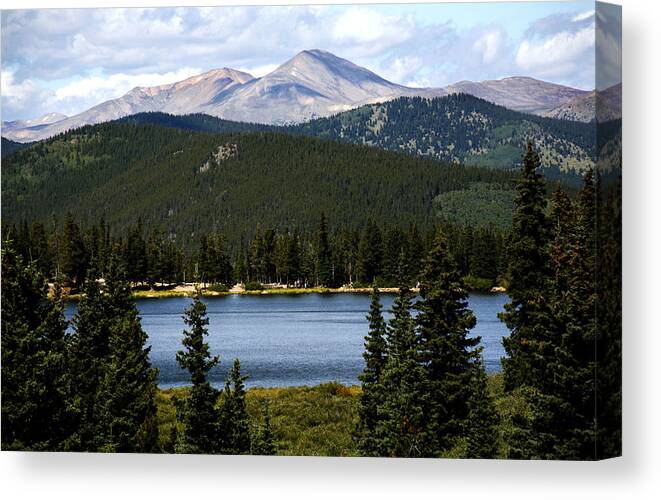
516 25 595 75
54 68 202 101
572 10 595 23
473 30 504 64
1 5 604 120
1 70 53 120
331 7 413 46
239 63 278 78
381 56 423 85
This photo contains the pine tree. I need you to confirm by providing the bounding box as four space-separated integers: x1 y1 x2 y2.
500 142 551 391
537 173 597 459
465 361 500 459
252 399 277 455
414 230 481 455
175 286 220 453
316 212 332 287
356 219 383 284
218 359 251 454
356 284 388 455
66 271 113 450
125 222 147 284
95 256 160 452
596 174 621 459
61 213 88 287
377 284 426 457
1 241 69 450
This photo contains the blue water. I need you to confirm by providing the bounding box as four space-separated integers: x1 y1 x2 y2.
64 292 509 388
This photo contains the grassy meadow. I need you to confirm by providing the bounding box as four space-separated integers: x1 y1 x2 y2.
156 374 526 457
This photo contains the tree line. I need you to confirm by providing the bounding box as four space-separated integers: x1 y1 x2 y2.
355 143 621 459
4 215 509 291
1 245 275 454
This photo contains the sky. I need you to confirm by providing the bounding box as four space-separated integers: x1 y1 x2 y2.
1 1 604 122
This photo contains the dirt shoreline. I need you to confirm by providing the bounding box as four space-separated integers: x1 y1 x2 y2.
58 282 506 300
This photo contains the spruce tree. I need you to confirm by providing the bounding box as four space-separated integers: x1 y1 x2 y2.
465 361 500 459
66 270 113 450
414 230 481 455
1 241 69 450
539 173 597 459
176 286 220 453
61 213 88 287
218 359 251 454
252 399 277 455
356 219 383 284
377 284 426 457
95 256 160 452
500 142 551 391
596 174 621 459
356 284 388 456
316 212 332 287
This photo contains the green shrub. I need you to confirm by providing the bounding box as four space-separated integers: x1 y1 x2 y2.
245 281 264 291
206 283 229 293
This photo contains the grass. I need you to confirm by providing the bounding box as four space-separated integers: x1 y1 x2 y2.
156 382 361 456
156 375 525 457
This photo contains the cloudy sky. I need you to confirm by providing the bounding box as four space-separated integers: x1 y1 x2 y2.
1 1 601 121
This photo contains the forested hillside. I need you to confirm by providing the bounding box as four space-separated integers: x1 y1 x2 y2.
289 94 597 175
1 122 516 244
93 95 601 177
116 112 274 134
1 137 30 159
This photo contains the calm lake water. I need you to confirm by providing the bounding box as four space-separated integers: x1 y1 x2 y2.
64 292 509 388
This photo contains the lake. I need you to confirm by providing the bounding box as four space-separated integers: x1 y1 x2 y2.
64 292 509 388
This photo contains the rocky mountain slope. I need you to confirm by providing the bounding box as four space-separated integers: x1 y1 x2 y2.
3 69 254 142
445 77 587 115
543 83 622 122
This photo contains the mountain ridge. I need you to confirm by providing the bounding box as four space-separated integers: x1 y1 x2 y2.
3 49 590 142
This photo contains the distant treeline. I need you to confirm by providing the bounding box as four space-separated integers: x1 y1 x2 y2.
4 215 509 291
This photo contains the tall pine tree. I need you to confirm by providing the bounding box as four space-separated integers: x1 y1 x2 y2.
414 230 481 456
95 255 160 452
500 142 551 391
1 241 70 450
252 399 277 455
356 284 388 456
218 358 251 454
175 286 220 453
377 284 426 457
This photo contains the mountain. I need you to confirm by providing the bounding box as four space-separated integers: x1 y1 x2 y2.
203 49 442 124
2 112 67 130
1 121 515 239
2 50 588 143
444 77 588 115
1 112 68 141
543 83 622 122
2 68 255 143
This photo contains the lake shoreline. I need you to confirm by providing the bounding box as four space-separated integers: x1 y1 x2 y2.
60 283 507 300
